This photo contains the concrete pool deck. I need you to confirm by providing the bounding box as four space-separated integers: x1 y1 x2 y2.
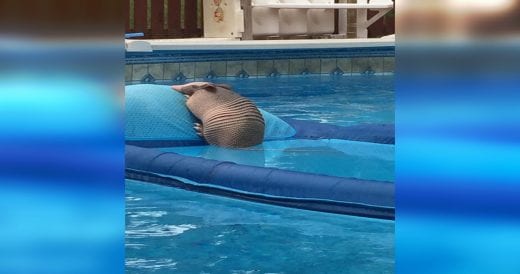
125 36 395 52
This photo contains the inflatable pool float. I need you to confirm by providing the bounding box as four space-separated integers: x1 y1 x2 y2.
125 84 395 220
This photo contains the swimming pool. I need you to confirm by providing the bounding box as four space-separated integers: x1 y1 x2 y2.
126 74 394 273
159 75 394 182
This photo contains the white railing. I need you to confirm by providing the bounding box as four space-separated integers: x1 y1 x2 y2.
248 0 393 39
203 0 394 39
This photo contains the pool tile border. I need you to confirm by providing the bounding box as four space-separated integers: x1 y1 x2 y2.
126 56 394 84
126 47 394 83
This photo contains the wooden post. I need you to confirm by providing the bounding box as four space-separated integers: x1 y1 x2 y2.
151 0 165 38
356 0 368 38
124 0 130 32
337 0 348 36
184 0 199 36
134 0 148 35
167 0 182 37
241 0 253 40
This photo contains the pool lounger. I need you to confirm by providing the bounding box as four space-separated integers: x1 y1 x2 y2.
126 119 395 148
125 84 394 220
126 144 394 220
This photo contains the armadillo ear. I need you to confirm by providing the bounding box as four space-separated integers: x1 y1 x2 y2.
215 84 232 90
180 85 196 95
172 85 193 95
199 83 217 92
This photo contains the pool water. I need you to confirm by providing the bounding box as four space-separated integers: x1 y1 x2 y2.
232 75 394 127
126 180 394 274
126 75 394 273
162 139 394 182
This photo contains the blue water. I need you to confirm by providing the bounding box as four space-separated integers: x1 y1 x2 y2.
126 75 394 273
225 75 394 127
162 139 394 182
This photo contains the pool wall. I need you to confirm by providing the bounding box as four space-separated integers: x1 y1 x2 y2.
125 43 395 83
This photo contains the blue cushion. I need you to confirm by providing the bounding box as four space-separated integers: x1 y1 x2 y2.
125 84 295 141
260 109 296 141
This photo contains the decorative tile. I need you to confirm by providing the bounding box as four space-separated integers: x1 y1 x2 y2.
142 73 155 83
174 72 187 81
384 57 395 73
273 59 289 75
331 67 344 76
267 68 281 77
289 59 305 74
148 63 164 80
337 58 352 75
195 62 211 78
321 58 337 74
206 70 218 79
352 57 370 73
257 60 274 76
125 65 133 82
132 64 148 81
210 62 227 77
236 69 250 78
179 63 195 79
127 54 394 79
242 60 257 77
364 70 376 75
164 63 180 80
368 57 384 73
226 61 242 77
305 59 321 74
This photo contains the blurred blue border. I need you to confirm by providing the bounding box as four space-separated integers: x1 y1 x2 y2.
396 41 520 273
0 41 124 274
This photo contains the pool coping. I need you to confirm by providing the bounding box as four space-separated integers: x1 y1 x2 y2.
125 37 395 52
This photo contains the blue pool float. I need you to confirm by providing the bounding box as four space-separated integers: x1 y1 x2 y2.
125 84 395 220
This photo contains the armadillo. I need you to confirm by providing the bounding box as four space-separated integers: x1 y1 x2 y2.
172 82 265 148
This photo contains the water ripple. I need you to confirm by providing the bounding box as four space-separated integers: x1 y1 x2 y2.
128 210 168 218
126 258 178 270
126 224 197 238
